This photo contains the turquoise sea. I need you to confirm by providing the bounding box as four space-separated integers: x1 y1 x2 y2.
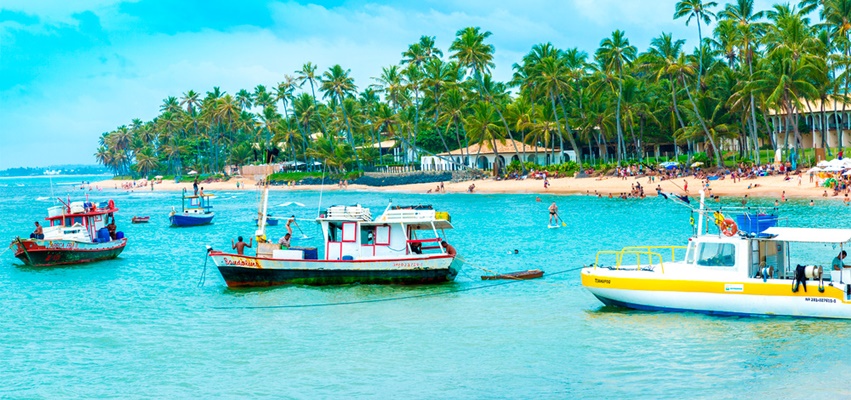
2 175 851 398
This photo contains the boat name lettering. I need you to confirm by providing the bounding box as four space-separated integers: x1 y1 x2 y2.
47 242 77 250
223 258 259 267
594 278 611 284
393 262 423 267
804 297 836 303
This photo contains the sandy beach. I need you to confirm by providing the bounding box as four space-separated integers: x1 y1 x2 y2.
93 173 840 200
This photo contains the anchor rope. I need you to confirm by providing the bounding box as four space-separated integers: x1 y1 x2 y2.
211 266 586 310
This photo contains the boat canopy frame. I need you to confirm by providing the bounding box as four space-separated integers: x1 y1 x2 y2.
760 227 851 244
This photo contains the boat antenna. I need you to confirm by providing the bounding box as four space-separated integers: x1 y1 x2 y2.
49 175 56 204
316 161 327 217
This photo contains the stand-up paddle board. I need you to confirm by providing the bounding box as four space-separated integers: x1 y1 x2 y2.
548 225 560 229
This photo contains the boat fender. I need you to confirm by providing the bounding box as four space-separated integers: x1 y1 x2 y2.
760 266 772 282
107 199 115 209
792 265 807 293
721 218 738 237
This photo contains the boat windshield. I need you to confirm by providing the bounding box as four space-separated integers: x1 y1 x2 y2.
695 242 736 267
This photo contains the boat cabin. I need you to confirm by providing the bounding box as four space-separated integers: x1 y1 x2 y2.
318 204 452 261
682 227 851 283
42 200 119 242
180 189 214 215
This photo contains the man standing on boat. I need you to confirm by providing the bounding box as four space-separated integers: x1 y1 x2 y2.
832 250 847 270
232 236 253 255
548 202 559 225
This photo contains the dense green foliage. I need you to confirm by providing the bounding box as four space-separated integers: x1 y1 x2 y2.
95 0 846 177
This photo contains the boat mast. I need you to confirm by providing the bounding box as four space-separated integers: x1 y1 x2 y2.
697 189 705 236
255 166 272 242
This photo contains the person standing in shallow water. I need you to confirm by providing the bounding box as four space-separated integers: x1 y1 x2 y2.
232 236 253 255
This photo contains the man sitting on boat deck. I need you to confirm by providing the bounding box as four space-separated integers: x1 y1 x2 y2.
441 240 456 256
30 221 44 239
278 233 291 249
832 250 847 270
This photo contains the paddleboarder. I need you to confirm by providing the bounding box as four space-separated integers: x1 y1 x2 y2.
548 202 559 226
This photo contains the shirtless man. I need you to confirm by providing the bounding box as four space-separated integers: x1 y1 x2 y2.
440 240 457 256
548 202 559 225
31 221 44 239
232 236 254 255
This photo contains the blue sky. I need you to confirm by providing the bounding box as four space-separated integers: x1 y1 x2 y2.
0 0 776 169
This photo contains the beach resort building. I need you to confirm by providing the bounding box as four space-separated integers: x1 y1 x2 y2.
420 139 567 171
767 97 851 151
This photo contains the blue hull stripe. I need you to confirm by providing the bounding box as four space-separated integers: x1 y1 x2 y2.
593 295 767 318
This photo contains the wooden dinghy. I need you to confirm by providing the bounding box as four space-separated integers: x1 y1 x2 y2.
131 216 150 223
481 269 544 280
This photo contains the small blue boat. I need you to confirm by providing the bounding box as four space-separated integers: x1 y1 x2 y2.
169 188 215 227
255 217 279 226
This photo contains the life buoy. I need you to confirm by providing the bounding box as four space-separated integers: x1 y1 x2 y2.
107 199 115 209
721 218 738 237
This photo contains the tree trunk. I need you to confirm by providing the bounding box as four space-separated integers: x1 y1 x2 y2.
682 76 721 168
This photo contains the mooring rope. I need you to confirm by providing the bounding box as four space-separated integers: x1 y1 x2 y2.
211 265 585 310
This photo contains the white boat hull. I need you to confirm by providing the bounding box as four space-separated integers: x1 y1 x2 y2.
582 268 851 319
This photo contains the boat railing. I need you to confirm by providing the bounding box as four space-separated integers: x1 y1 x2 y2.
379 209 436 222
594 249 672 273
407 238 443 252
619 246 686 263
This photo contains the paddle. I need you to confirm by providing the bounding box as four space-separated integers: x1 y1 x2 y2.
557 214 567 227
292 218 311 239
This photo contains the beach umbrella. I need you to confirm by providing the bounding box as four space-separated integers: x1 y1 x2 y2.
690 162 704 168
154 175 163 179
187 170 198 175
808 167 823 172
817 160 831 168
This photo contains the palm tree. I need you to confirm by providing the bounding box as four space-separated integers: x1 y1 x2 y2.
718 0 767 163
450 27 523 171
464 101 505 171
320 64 361 170
296 62 328 135
670 53 722 167
596 30 637 164
674 0 718 91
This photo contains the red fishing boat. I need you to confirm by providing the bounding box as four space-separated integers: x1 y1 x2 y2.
11 199 127 266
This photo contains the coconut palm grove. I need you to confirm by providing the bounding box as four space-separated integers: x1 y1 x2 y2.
94 0 846 178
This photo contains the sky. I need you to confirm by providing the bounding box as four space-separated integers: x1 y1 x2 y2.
0 0 777 169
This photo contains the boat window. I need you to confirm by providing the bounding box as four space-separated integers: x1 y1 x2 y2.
360 226 374 245
695 243 736 267
375 225 391 245
341 222 356 242
328 224 339 242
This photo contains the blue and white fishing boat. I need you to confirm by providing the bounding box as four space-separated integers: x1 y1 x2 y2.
169 188 215 227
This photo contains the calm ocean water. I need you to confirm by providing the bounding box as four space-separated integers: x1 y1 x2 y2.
2 175 851 399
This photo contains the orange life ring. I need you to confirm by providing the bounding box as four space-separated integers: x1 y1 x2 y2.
721 218 738 237
107 199 115 209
